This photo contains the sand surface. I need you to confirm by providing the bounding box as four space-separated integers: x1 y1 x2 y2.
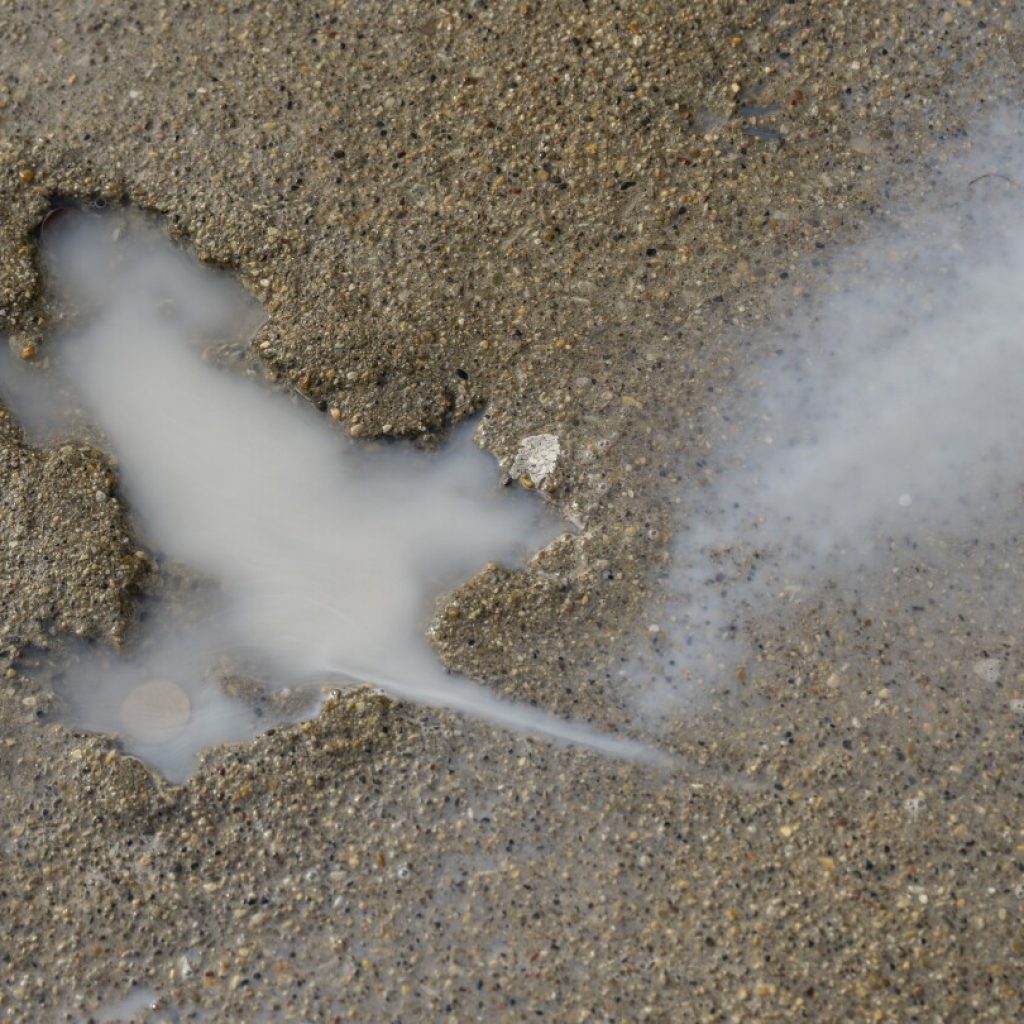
1 1 1023 1020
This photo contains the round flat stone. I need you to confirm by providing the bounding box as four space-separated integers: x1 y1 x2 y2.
119 680 191 744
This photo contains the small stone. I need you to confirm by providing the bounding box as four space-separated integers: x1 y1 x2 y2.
17 167 35 184
509 433 560 488
972 658 1001 684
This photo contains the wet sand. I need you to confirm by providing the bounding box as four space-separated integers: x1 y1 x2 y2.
1 2 1023 1020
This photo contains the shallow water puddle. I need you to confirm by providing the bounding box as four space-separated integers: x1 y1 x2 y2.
1 208 653 778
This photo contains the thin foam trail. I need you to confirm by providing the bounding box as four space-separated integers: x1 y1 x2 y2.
320 666 673 765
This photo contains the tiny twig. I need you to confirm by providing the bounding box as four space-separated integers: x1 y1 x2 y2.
967 172 1021 190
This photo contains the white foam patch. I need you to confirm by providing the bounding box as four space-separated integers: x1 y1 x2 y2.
642 115 1024 710
2 210 660 778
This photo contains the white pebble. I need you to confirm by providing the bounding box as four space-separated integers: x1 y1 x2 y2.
972 658 1002 685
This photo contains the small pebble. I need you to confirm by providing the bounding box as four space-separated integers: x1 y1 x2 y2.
972 658 1001 685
